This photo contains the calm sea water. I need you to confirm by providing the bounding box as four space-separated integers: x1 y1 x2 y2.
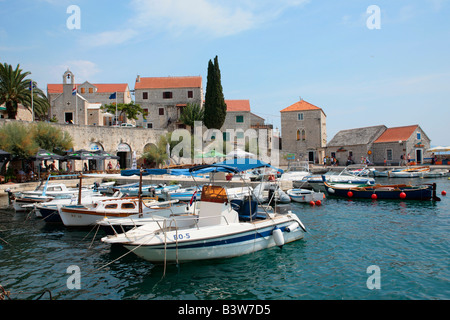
0 177 449 300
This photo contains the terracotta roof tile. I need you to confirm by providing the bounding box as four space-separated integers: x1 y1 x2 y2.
225 100 250 112
135 76 202 89
47 83 128 94
280 99 322 112
374 125 418 143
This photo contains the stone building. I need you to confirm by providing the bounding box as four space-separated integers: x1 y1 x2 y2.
326 124 431 165
0 104 33 121
134 75 203 130
47 70 132 126
326 125 386 165
371 125 431 165
220 100 274 157
280 99 327 164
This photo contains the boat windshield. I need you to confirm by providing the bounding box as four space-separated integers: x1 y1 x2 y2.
201 185 228 203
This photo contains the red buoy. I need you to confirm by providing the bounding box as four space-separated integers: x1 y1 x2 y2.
400 192 406 199
371 194 377 200
309 201 315 206
442 190 447 196
347 191 353 198
315 200 322 206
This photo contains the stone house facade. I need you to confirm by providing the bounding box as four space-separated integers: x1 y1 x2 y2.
326 125 387 165
371 125 431 165
134 75 203 130
47 70 131 126
280 99 327 164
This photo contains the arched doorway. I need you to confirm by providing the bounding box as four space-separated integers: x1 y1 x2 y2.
89 142 104 170
117 143 131 169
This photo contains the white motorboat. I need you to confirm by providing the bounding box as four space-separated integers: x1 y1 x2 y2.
252 182 291 204
159 185 202 201
59 196 165 227
422 169 448 178
101 162 306 263
35 190 123 223
280 161 312 182
11 181 97 212
287 188 325 203
102 183 305 263
388 166 430 178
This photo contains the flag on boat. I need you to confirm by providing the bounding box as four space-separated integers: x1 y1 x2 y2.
189 191 197 206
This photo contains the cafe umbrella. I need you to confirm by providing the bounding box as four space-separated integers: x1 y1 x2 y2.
31 149 64 179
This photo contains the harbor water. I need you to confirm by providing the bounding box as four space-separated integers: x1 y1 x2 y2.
0 177 449 300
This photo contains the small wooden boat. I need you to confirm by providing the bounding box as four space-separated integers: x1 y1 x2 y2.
287 189 325 203
324 181 441 201
388 166 430 178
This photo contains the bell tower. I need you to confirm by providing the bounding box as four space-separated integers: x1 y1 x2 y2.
63 69 74 85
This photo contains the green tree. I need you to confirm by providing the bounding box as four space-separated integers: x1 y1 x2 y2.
142 133 179 168
179 103 204 133
101 102 145 123
203 56 227 129
0 122 38 159
31 122 73 155
0 122 74 159
0 62 49 119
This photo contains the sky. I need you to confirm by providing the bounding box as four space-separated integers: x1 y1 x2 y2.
1 0 449 146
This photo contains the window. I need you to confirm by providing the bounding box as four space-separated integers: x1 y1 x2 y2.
163 91 173 99
188 90 193 98
296 129 306 141
417 132 421 140
121 203 135 209
386 149 393 161
143 109 148 117
159 108 164 115
80 88 85 94
143 92 148 100
236 115 244 123
105 204 118 209
297 113 304 121
88 88 93 93
147 123 153 129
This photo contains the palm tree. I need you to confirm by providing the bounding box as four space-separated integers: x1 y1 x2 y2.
0 62 49 119
179 103 204 133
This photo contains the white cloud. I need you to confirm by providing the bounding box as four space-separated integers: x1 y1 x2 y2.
80 29 139 47
79 0 309 47
52 60 101 82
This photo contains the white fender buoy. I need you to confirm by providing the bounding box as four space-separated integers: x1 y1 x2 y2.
285 222 299 232
328 188 335 194
272 227 285 248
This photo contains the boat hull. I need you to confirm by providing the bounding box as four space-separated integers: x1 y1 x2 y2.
325 182 434 200
116 215 304 263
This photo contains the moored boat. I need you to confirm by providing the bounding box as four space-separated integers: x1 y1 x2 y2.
287 188 325 203
388 166 430 178
101 162 306 263
324 181 441 201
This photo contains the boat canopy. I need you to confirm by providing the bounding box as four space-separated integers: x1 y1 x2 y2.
120 159 283 177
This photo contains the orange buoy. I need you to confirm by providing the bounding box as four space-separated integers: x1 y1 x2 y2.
309 201 315 206
442 190 447 196
315 200 322 206
347 191 353 198
371 194 377 200
400 192 406 199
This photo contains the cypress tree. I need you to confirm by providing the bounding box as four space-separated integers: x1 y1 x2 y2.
204 56 227 129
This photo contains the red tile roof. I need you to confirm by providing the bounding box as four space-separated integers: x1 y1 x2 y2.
135 76 202 89
225 100 250 112
280 99 322 112
47 83 128 94
374 125 418 143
